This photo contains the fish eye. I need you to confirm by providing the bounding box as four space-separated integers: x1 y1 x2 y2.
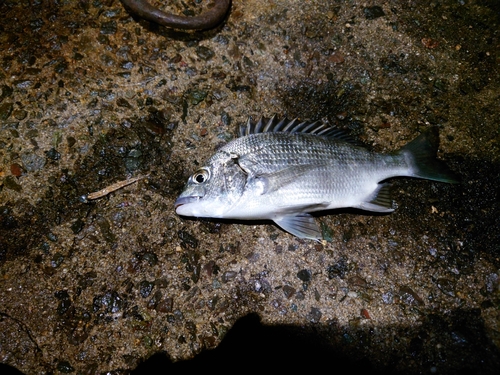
192 168 210 184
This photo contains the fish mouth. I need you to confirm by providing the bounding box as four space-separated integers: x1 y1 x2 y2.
174 196 200 209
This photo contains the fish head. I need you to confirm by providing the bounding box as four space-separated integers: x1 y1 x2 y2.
174 151 247 218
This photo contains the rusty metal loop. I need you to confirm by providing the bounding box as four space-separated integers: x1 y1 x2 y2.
119 0 231 30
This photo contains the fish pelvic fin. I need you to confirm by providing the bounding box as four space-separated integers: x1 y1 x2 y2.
399 127 459 184
274 213 322 241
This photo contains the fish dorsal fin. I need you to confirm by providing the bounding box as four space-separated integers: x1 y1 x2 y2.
239 116 360 145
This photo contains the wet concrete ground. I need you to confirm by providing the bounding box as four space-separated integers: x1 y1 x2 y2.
0 0 499 374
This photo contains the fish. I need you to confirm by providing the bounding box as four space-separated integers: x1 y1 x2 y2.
175 116 458 240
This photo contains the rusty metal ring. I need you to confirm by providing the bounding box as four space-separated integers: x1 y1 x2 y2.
120 0 231 30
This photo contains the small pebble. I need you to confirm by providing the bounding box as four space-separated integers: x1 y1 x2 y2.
13 109 27 120
329 51 345 64
139 280 154 298
10 163 23 177
422 37 439 49
196 46 215 61
0 102 13 120
364 6 385 20
4 176 22 192
297 269 312 282
283 285 296 299
307 307 322 323
361 308 371 319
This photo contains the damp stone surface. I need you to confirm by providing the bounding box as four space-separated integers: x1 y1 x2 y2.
0 0 499 374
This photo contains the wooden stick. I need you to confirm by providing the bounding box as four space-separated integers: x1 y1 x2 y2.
86 176 145 200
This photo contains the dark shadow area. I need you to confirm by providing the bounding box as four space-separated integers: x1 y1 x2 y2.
2 308 499 374
132 313 382 374
0 364 24 375
132 309 500 374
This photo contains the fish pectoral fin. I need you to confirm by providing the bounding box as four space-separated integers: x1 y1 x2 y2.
273 214 322 241
237 154 327 195
359 183 395 213
253 165 323 195
254 168 301 194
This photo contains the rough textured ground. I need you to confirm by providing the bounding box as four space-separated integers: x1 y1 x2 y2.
0 0 499 374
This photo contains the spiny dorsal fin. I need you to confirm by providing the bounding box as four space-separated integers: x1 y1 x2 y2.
239 116 360 145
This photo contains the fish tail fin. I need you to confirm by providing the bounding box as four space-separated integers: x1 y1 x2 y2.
399 127 459 183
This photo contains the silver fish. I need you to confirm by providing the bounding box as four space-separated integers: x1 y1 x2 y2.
175 117 458 240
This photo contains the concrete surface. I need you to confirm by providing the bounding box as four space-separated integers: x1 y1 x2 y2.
0 0 499 374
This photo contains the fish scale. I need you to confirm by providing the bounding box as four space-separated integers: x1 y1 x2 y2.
175 117 458 240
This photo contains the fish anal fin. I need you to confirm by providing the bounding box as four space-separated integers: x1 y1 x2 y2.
273 213 322 241
360 183 395 213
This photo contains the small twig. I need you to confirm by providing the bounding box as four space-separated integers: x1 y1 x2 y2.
84 176 145 202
